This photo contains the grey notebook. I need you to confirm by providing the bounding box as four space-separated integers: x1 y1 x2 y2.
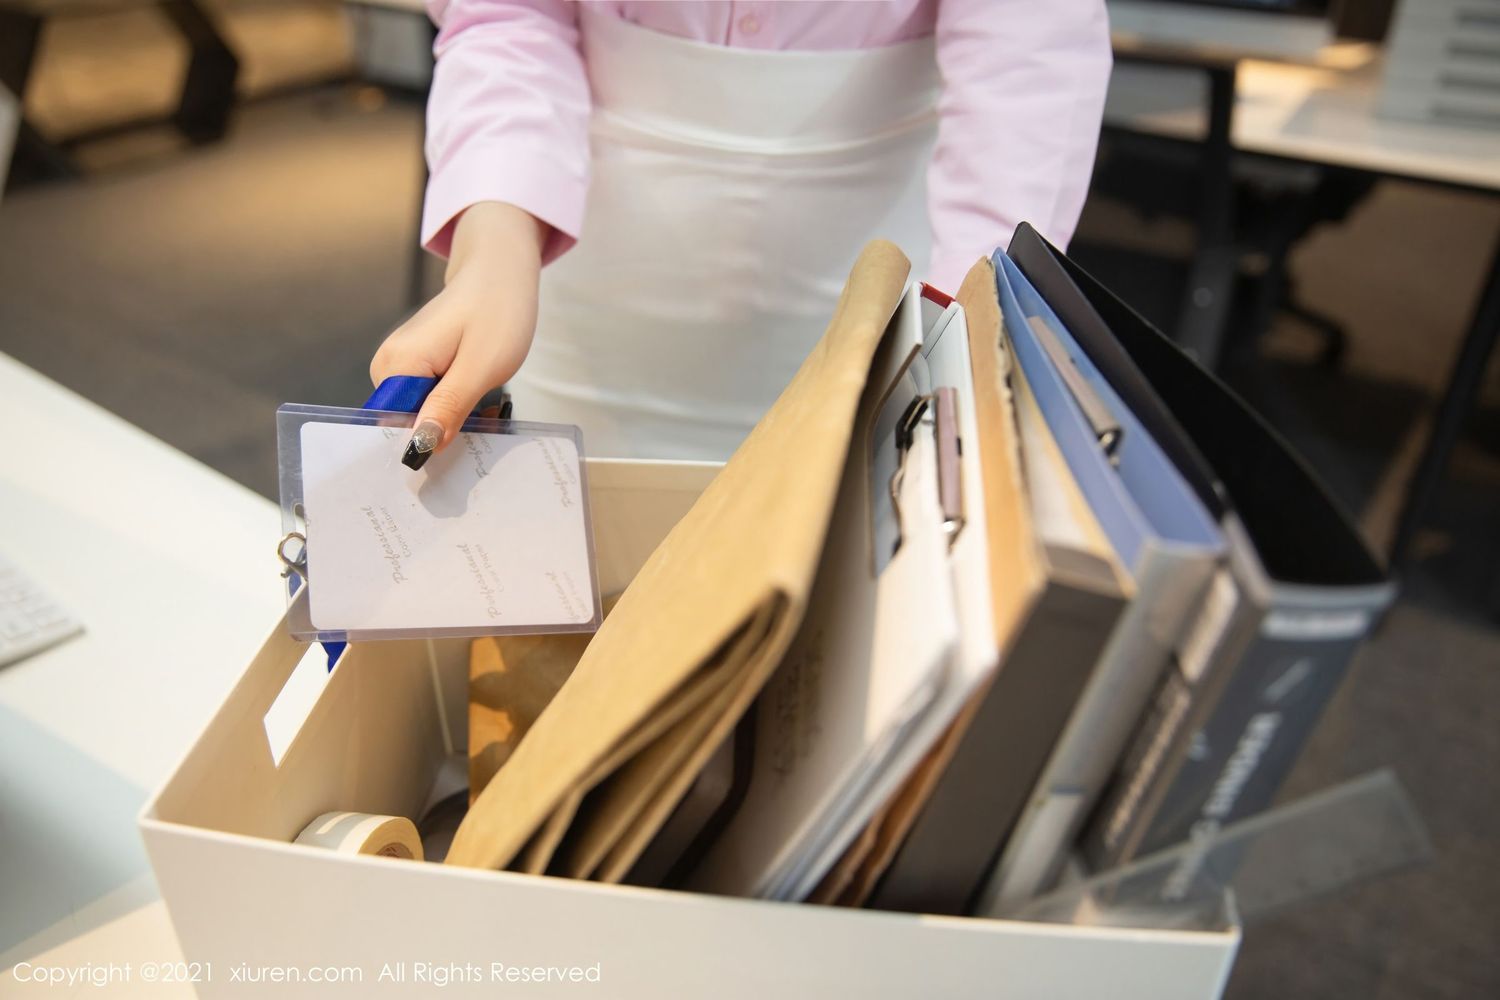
864 329 1127 915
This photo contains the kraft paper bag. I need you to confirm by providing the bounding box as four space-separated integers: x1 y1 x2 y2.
468 633 589 804
445 241 912 874
556 602 774 881
957 255 1045 650
468 596 622 803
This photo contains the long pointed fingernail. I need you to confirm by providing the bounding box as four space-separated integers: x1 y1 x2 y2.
402 420 443 471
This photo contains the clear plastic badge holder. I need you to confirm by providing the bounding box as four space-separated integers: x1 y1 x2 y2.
275 404 602 642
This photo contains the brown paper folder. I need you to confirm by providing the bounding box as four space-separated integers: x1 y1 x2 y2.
468 594 625 803
445 241 913 874
467 632 588 805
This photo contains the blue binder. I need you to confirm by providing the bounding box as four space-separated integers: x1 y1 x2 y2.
992 252 1222 566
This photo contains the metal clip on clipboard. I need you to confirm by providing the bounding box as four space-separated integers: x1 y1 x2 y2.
1027 315 1123 463
885 385 966 562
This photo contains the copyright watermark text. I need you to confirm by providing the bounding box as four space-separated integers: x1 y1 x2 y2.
9 959 604 989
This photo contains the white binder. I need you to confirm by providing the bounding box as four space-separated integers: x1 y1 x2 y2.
690 284 998 901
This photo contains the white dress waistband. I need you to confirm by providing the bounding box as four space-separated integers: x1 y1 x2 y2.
579 7 940 153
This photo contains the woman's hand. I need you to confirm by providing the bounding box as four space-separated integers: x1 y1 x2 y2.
371 201 547 470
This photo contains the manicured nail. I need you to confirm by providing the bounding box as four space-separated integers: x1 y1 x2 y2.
402 420 442 471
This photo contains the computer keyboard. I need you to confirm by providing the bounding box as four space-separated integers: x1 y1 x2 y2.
0 552 84 667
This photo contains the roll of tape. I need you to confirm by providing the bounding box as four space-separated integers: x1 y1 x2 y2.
295 811 424 861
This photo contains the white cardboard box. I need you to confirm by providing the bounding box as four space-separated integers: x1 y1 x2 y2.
141 459 1240 999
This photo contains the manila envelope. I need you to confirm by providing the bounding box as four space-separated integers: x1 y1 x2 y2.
445 241 913 874
468 632 588 804
467 595 623 803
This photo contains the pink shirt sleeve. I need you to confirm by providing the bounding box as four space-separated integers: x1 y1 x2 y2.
927 0 1113 290
422 0 592 263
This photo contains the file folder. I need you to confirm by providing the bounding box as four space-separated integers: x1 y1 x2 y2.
778 286 1007 902
999 224 1395 885
686 283 961 899
912 250 1225 915
859 260 1128 915
693 280 1008 902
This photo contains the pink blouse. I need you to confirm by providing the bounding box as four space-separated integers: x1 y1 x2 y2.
422 0 1113 291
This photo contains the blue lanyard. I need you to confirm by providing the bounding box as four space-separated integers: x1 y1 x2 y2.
363 374 440 414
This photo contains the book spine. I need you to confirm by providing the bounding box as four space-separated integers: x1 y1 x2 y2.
1131 602 1379 863
1080 568 1247 870
1083 582 1384 874
980 547 1215 910
870 576 1123 915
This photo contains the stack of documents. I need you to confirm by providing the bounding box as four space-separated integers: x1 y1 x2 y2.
445 241 916 878
999 226 1395 886
689 277 995 902
446 231 1392 921
975 227 1391 914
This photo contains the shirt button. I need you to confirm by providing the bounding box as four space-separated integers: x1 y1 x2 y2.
739 13 761 36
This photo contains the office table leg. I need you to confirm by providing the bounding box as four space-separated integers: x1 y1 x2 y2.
158 0 240 144
1174 64 1238 370
0 5 80 185
1390 231 1500 570
0 8 40 108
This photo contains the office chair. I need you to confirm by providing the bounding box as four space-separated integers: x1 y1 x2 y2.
1079 124 1374 370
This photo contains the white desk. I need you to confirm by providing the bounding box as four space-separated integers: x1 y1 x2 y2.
1106 55 1500 192
1105 53 1500 569
0 353 282 992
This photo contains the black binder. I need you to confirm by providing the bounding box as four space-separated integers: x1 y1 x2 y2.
1005 223 1394 879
